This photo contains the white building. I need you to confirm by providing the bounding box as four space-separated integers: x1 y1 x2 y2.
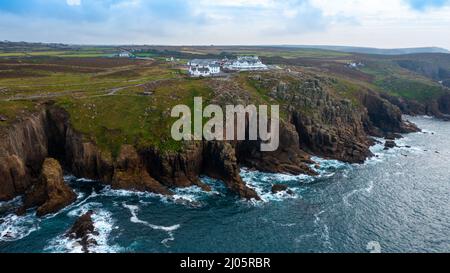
118 51 133 58
188 59 221 77
224 56 267 71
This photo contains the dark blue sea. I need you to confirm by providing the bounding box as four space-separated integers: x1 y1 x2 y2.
1 116 449 253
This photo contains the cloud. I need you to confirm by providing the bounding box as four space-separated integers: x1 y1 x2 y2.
66 0 81 6
405 0 450 10
0 0 449 48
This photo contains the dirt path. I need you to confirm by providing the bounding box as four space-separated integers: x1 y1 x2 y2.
0 76 184 102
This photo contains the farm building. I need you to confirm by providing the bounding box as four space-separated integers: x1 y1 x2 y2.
188 59 221 77
118 50 133 58
224 56 267 71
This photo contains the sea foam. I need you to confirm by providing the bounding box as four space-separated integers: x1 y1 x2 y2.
0 213 40 242
46 202 121 253
122 203 180 247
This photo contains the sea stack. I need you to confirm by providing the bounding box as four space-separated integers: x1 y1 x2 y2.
20 158 76 217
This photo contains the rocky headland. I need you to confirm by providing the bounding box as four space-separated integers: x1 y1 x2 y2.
0 71 422 213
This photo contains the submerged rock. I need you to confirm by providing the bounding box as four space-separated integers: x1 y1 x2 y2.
385 133 403 140
384 140 397 150
271 184 294 195
67 210 98 253
21 158 76 217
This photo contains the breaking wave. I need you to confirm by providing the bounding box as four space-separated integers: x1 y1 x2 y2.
45 202 121 253
122 203 180 247
0 213 40 242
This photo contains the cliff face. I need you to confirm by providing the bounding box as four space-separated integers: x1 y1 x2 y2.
21 158 76 216
0 72 422 203
380 91 450 120
236 121 316 175
360 91 419 136
437 93 450 116
254 76 368 163
246 73 420 163
0 109 49 200
0 104 258 201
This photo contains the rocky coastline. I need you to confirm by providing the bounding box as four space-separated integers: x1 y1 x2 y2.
0 73 425 215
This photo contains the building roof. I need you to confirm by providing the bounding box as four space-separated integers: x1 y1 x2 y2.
189 59 219 66
191 67 210 73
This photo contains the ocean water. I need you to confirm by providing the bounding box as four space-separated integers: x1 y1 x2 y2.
0 116 449 253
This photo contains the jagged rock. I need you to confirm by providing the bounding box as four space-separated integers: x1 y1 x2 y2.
112 145 171 195
385 133 403 140
0 109 49 201
438 93 450 115
67 210 98 253
203 141 260 200
21 158 76 216
0 71 426 203
361 91 419 135
237 121 317 176
141 142 211 191
0 155 29 201
271 184 293 195
384 140 397 150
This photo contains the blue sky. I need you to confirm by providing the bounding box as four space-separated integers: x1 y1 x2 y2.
0 0 449 49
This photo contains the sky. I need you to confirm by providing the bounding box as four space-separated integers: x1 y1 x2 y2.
0 0 449 49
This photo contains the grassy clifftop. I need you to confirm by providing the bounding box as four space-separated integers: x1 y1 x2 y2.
0 57 211 156
1 46 449 156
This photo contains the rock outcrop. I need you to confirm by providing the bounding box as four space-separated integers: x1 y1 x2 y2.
267 76 373 163
112 145 171 195
384 140 397 150
67 210 98 253
21 158 76 216
360 91 419 136
203 141 259 200
438 93 450 116
237 121 316 175
0 109 49 201
271 184 293 195
0 70 426 204
0 104 259 202
380 91 450 120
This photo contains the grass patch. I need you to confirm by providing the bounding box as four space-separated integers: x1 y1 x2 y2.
56 78 212 157
0 100 37 126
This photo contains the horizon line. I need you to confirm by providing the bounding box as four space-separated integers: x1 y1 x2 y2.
2 40 449 52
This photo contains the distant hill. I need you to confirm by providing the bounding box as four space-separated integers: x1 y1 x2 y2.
282 45 450 55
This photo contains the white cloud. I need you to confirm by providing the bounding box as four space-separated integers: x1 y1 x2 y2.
66 0 81 6
1 0 450 48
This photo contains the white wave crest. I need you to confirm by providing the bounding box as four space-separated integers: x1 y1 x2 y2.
122 203 180 247
0 213 40 242
46 203 121 253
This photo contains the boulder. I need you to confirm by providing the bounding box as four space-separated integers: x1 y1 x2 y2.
67 210 98 253
272 184 288 193
271 184 294 195
21 158 76 217
385 133 403 140
384 140 397 150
